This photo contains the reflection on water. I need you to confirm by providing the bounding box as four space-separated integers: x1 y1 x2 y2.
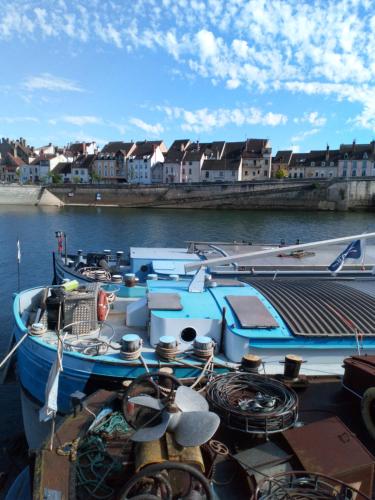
1 205 374 352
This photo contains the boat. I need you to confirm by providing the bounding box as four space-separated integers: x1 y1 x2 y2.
12 233 375 449
9 359 375 499
53 230 375 286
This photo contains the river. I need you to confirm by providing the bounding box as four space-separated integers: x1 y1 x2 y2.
0 205 374 485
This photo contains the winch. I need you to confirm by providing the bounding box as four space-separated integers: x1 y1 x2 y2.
156 335 179 360
120 334 142 360
193 336 214 359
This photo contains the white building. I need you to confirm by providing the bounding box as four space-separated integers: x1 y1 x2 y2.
241 139 272 180
19 153 68 184
128 141 167 184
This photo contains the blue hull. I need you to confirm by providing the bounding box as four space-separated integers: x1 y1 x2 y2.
13 322 217 414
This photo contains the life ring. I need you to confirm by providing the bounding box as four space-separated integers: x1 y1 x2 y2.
361 387 375 440
97 290 109 322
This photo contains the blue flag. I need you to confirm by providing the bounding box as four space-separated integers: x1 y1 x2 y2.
328 239 362 273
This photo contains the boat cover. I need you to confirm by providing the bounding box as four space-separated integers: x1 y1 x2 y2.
245 279 375 337
226 295 279 328
148 292 183 311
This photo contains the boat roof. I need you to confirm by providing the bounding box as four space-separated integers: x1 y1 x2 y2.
130 247 201 261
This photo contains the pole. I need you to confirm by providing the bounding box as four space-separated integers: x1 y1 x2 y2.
0 333 28 370
184 231 375 272
64 232 67 266
16 238 21 293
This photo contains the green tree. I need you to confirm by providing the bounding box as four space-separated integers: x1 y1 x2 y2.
48 172 63 184
91 171 102 183
275 168 288 179
72 176 80 183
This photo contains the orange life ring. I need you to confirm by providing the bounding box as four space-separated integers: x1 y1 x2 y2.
97 290 109 321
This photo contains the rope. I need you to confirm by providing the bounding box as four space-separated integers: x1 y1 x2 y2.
155 344 179 361
120 345 142 360
76 413 130 499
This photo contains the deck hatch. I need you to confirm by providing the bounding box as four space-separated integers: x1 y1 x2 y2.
245 279 375 337
226 295 279 328
148 292 183 311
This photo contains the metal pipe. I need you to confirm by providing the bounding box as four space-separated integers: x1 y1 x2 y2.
184 232 375 272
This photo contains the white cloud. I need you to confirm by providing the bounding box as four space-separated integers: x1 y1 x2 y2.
129 118 164 135
294 111 326 127
62 115 102 126
0 116 39 123
291 128 320 143
3 1 375 132
158 105 287 133
24 73 83 92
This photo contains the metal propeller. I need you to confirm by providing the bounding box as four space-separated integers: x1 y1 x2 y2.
128 386 220 447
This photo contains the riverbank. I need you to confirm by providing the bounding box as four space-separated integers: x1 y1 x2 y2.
2 178 375 210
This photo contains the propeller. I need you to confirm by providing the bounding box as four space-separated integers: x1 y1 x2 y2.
128 386 220 447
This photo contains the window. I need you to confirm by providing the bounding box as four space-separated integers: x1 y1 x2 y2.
362 169 366 177
144 159 147 163
343 160 348 168
321 162 325 167
343 170 347 177
205 171 209 178
219 171 224 177
311 161 315 167
166 167 168 173
362 160 367 169
232 171 235 176
189 168 192 175
244 170 248 175
75 170 79 175
352 170 357 177
189 161 192 165
330 162 334 167
299 172 303 178
352 160 357 168
253 171 256 176
315 172 319 177
263 171 267 176
182 168 185 174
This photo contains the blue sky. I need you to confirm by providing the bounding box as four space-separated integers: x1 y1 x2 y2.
1 0 375 153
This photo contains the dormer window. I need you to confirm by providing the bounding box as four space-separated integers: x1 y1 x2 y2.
311 161 315 167
363 152 368 159
344 153 348 159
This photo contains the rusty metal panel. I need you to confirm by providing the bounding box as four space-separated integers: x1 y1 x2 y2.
343 355 375 396
225 295 279 328
284 416 374 497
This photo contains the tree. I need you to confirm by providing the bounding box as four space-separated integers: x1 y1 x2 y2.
91 171 102 183
72 176 80 183
275 168 288 179
48 171 63 184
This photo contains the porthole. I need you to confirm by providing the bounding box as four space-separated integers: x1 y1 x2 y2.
180 327 197 343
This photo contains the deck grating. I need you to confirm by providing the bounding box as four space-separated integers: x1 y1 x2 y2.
244 279 375 337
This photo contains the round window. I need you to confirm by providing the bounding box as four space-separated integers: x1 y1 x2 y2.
180 327 197 343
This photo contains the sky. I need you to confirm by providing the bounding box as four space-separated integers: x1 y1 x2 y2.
1 0 375 153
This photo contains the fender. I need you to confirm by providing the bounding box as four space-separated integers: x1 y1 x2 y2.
361 387 375 439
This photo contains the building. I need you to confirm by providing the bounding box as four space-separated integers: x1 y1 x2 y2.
163 139 190 183
287 153 309 179
66 141 97 159
304 147 340 178
127 140 167 184
271 150 293 178
0 137 34 167
33 143 56 156
0 153 26 182
201 158 242 182
19 153 68 184
241 139 272 180
338 141 375 178
94 142 136 183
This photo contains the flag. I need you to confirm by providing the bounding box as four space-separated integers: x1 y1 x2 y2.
39 338 63 422
328 239 362 274
17 239 21 264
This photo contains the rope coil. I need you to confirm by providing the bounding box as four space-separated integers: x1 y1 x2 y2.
155 344 180 361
